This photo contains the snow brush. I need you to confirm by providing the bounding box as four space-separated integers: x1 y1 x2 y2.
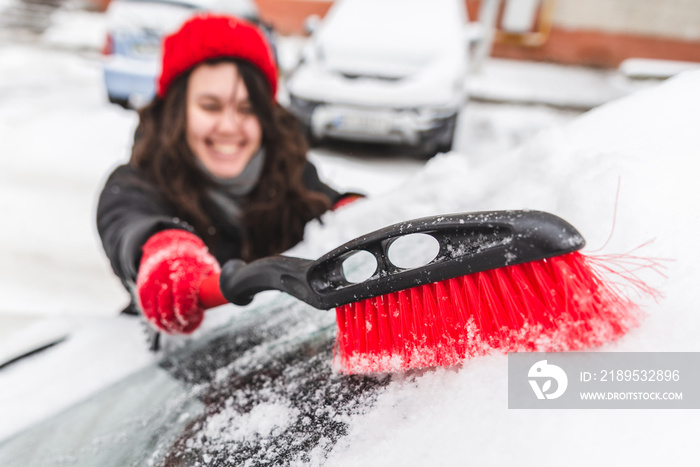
199 210 644 374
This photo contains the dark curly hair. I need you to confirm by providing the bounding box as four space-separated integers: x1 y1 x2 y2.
130 58 331 261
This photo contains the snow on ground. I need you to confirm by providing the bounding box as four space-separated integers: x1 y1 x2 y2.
1 10 700 465
469 57 631 109
0 44 134 316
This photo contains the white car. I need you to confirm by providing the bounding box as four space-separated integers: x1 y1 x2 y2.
102 0 273 108
286 0 471 156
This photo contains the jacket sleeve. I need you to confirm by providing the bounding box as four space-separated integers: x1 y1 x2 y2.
302 161 365 208
96 165 191 284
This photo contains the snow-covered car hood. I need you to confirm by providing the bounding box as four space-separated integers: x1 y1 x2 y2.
0 295 392 466
288 45 467 109
313 0 464 79
287 0 468 108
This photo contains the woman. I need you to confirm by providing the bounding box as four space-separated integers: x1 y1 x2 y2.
97 14 358 336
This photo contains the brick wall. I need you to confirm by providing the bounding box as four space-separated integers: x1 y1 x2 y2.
254 0 332 35
92 0 700 68
468 0 700 67
553 0 700 41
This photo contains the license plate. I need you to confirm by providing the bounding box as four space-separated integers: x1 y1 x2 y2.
332 110 393 135
130 40 159 57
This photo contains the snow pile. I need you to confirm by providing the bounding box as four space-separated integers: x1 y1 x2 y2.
318 70 700 466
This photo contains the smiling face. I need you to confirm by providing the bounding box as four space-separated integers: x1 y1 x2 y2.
186 62 263 179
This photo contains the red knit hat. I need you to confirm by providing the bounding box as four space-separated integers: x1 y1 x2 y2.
157 14 277 98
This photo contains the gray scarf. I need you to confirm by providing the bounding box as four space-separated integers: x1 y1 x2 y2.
199 149 266 229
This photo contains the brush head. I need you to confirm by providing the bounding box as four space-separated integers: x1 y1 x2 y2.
333 252 644 374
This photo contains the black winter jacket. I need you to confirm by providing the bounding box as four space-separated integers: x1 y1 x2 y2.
96 162 341 309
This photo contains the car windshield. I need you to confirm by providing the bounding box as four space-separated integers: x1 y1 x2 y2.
0 295 390 466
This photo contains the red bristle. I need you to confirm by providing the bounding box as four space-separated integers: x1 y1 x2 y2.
490 267 526 330
475 270 503 336
370 298 383 355
334 251 651 374
459 273 482 328
360 300 373 355
423 283 448 367
435 281 459 349
446 277 470 325
355 301 368 354
421 284 440 353
335 307 348 354
446 276 480 357
523 260 559 318
507 265 540 327
550 255 589 325
397 290 415 361
409 287 426 346
376 295 392 354
348 302 362 354
438 280 468 365
386 292 402 355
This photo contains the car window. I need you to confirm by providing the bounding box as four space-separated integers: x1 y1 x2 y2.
0 297 390 466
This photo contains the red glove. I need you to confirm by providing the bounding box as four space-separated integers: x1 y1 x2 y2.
136 230 220 334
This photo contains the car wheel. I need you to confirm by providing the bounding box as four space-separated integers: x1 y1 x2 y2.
416 139 439 159
436 114 459 154
416 113 459 159
436 139 453 154
301 122 318 148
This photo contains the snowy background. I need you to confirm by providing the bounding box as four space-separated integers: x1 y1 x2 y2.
1 5 700 466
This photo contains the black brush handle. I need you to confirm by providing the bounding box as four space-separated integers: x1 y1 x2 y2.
219 210 585 310
219 257 315 306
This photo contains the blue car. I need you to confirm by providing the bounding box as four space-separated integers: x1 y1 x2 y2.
102 0 275 108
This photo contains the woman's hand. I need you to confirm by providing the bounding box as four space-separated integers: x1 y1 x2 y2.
136 229 220 334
